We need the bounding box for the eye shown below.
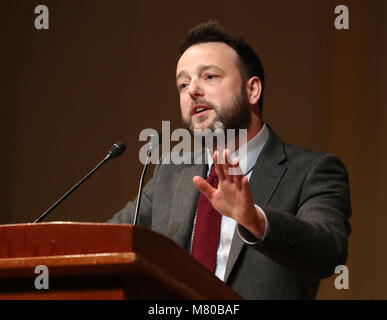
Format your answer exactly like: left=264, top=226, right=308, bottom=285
left=178, top=82, right=189, bottom=92
left=205, top=73, right=220, bottom=82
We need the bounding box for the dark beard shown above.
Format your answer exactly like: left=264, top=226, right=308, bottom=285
left=182, top=86, right=252, bottom=136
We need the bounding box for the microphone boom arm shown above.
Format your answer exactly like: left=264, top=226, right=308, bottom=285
left=33, top=142, right=125, bottom=223
left=33, top=155, right=111, bottom=223
left=133, top=147, right=152, bottom=226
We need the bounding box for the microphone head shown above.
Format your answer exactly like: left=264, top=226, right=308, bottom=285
left=108, top=142, right=126, bottom=158
left=147, top=131, right=162, bottom=147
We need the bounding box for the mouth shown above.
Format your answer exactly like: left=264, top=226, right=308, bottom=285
left=191, top=105, right=213, bottom=116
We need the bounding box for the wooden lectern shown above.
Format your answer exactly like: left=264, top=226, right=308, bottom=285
left=0, top=222, right=241, bottom=300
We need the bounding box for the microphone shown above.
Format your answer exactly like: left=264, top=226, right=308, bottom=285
left=133, top=132, right=161, bottom=226
left=33, top=142, right=126, bottom=223
left=108, top=142, right=126, bottom=159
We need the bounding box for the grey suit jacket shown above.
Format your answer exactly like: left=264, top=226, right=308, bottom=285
left=108, top=126, right=352, bottom=299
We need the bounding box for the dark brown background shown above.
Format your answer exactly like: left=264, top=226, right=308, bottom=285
left=1, top=0, right=386, bottom=299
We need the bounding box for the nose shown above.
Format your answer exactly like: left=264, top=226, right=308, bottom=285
left=188, top=78, right=204, bottom=99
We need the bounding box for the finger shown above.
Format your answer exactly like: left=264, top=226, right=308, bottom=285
left=225, top=149, right=243, bottom=182
left=230, top=157, right=242, bottom=190
left=228, top=156, right=243, bottom=177
left=193, top=176, right=216, bottom=200
left=213, top=151, right=226, bottom=181
left=241, top=176, right=252, bottom=199
left=223, top=149, right=233, bottom=183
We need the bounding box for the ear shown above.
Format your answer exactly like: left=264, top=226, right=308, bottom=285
left=245, top=76, right=262, bottom=105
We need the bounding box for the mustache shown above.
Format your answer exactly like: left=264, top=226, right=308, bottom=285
left=191, top=99, right=217, bottom=111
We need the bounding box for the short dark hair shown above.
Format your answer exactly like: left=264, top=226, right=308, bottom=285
left=178, top=21, right=265, bottom=112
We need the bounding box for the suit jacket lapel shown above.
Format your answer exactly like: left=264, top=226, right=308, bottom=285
left=224, top=127, right=287, bottom=283
left=166, top=163, right=206, bottom=251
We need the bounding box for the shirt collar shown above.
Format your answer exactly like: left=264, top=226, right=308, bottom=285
left=205, top=123, right=269, bottom=175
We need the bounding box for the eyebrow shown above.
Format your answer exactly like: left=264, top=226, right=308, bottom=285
left=176, top=64, right=223, bottom=83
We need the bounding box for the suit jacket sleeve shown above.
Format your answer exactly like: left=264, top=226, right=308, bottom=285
left=106, top=163, right=161, bottom=227
left=241, top=153, right=351, bottom=279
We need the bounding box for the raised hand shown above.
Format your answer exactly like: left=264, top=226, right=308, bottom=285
left=193, top=149, right=266, bottom=239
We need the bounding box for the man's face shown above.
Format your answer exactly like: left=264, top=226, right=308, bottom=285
left=176, top=42, right=251, bottom=134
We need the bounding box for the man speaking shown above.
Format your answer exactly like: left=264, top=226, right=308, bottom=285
left=108, top=21, right=352, bottom=300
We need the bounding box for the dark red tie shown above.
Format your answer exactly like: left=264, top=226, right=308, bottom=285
left=191, top=165, right=221, bottom=272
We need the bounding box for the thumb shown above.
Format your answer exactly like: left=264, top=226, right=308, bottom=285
left=193, top=176, right=216, bottom=200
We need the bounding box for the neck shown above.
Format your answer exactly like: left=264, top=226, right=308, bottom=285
left=246, top=112, right=264, bottom=143
left=206, top=115, right=263, bottom=153
left=228, top=113, right=263, bottom=151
